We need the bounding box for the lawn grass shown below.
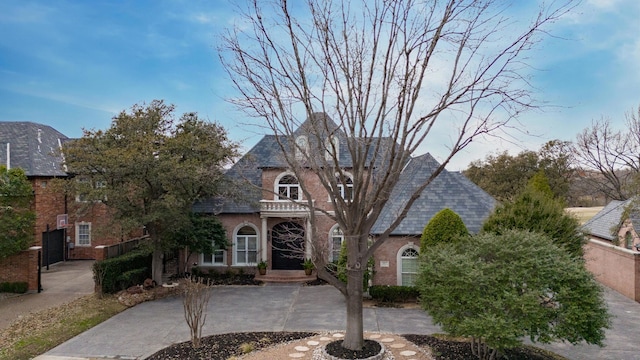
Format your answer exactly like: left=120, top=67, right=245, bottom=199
left=0, top=294, right=127, bottom=360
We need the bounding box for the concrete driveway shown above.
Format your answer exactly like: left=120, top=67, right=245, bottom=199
left=36, top=284, right=640, bottom=360
left=0, top=260, right=95, bottom=330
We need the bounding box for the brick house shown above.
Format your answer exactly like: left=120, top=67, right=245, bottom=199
left=191, top=114, right=496, bottom=286
left=582, top=200, right=640, bottom=301
left=0, top=122, right=130, bottom=290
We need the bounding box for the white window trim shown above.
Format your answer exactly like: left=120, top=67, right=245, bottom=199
left=232, top=223, right=260, bottom=266
left=200, top=249, right=227, bottom=266
left=325, top=136, right=339, bottom=162
left=295, top=135, right=309, bottom=160
left=274, top=172, right=302, bottom=201
left=328, top=171, right=354, bottom=202
left=75, top=222, right=92, bottom=247
left=396, top=242, right=419, bottom=286
left=328, top=224, right=344, bottom=262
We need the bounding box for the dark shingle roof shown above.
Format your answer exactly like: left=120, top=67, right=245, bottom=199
left=371, top=153, right=497, bottom=235
left=195, top=114, right=497, bottom=235
left=582, top=199, right=630, bottom=241
left=0, top=122, right=68, bottom=177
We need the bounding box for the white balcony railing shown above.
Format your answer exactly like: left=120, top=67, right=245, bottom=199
left=259, top=200, right=313, bottom=216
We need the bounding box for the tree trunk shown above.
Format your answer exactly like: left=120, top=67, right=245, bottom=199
left=152, top=238, right=163, bottom=285
left=342, top=267, right=364, bottom=350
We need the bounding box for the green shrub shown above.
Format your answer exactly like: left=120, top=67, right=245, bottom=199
left=93, top=248, right=152, bottom=294
left=0, top=281, right=28, bottom=293
left=369, top=285, right=419, bottom=303
left=117, top=268, right=150, bottom=290
left=420, top=208, right=468, bottom=253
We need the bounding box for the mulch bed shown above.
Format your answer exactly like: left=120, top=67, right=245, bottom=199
left=146, top=332, right=565, bottom=360
left=146, top=332, right=316, bottom=360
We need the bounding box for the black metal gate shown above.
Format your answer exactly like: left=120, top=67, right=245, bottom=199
left=42, top=228, right=64, bottom=267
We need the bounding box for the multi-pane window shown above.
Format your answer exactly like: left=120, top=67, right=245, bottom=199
left=400, top=247, right=419, bottom=286
left=76, top=222, right=91, bottom=246
left=203, top=249, right=226, bottom=266
left=330, top=226, right=344, bottom=262
left=278, top=174, right=300, bottom=200
left=235, top=226, right=258, bottom=265
left=337, top=176, right=354, bottom=201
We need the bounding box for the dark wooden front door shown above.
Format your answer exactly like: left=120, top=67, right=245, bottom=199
left=271, top=222, right=304, bottom=270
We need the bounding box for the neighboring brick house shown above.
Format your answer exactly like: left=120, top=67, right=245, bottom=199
left=0, top=122, right=129, bottom=290
left=582, top=200, right=640, bottom=302
left=191, top=114, right=496, bottom=286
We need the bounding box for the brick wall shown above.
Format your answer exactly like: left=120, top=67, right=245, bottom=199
left=31, top=177, right=66, bottom=247
left=372, top=236, right=419, bottom=286
left=0, top=246, right=42, bottom=291
left=585, top=238, right=640, bottom=302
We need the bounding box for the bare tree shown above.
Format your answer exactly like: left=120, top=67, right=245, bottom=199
left=573, top=106, right=640, bottom=201
left=183, top=278, right=212, bottom=349
left=220, top=0, right=575, bottom=351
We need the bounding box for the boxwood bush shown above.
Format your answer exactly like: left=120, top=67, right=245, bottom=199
left=0, top=281, right=28, bottom=294
left=369, top=285, right=419, bottom=303
left=93, top=248, right=152, bottom=294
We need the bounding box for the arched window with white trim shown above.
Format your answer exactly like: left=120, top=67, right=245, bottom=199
left=397, top=244, right=419, bottom=286
left=295, top=136, right=309, bottom=160
left=325, top=136, right=339, bottom=161
left=329, top=225, right=344, bottom=262
left=276, top=173, right=301, bottom=200
left=234, top=224, right=259, bottom=265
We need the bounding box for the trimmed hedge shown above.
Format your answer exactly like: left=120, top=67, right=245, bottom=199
left=93, top=248, right=152, bottom=294
left=0, top=281, right=28, bottom=294
left=369, top=285, right=419, bottom=303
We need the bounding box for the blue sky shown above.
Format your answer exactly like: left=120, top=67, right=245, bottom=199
left=1, top=0, right=639, bottom=170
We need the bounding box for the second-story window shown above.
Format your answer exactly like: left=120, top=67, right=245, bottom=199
left=278, top=174, right=300, bottom=200
left=337, top=176, right=354, bottom=201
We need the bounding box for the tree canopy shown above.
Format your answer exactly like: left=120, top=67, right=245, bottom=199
left=464, top=140, right=574, bottom=203
left=420, top=208, right=468, bottom=253
left=417, top=230, right=610, bottom=360
left=0, top=166, right=36, bottom=259
left=62, top=100, right=239, bottom=283
left=481, top=173, right=584, bottom=257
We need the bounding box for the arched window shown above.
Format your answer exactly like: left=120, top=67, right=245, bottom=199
left=329, top=225, right=344, bottom=262
left=325, top=136, right=339, bottom=161
left=625, top=231, right=634, bottom=249
left=234, top=225, right=258, bottom=265
left=397, top=245, right=419, bottom=286
left=295, top=136, right=309, bottom=160
left=277, top=174, right=300, bottom=200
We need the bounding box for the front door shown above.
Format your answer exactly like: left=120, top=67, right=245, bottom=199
left=271, top=222, right=304, bottom=270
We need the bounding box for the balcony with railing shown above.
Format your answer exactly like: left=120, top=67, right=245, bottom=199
left=259, top=200, right=313, bottom=217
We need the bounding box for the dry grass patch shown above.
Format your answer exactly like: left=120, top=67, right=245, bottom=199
left=0, top=294, right=126, bottom=360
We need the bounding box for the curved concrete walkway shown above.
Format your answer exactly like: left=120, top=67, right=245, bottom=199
left=35, top=284, right=640, bottom=360
left=0, top=260, right=95, bottom=330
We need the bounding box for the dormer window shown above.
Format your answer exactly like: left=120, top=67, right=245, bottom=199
left=325, top=136, right=339, bottom=162
left=277, top=174, right=300, bottom=200
left=295, top=136, right=309, bottom=160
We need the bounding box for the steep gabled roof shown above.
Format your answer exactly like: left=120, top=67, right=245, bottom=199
left=582, top=199, right=631, bottom=241
left=371, top=153, right=497, bottom=235
left=0, top=121, right=68, bottom=177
